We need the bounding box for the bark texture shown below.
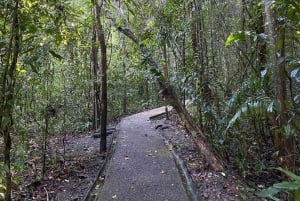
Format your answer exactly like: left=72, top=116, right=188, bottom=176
left=265, top=3, right=295, bottom=170
left=91, top=24, right=101, bottom=129
left=94, top=0, right=108, bottom=153
left=0, top=1, right=20, bottom=200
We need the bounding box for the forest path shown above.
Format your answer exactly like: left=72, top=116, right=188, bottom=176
left=96, top=107, right=189, bottom=201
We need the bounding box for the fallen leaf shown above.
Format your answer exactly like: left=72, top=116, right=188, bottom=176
left=168, top=144, right=173, bottom=151
left=99, top=175, right=105, bottom=182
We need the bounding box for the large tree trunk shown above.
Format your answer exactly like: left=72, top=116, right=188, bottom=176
left=114, top=23, right=225, bottom=171
left=265, top=3, right=295, bottom=170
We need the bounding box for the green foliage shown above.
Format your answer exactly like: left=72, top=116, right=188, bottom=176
left=226, top=31, right=248, bottom=47
left=226, top=31, right=269, bottom=47
left=49, top=50, right=63, bottom=60
left=257, top=168, right=300, bottom=201
left=0, top=184, right=5, bottom=200
left=0, top=163, right=7, bottom=200
left=0, top=0, right=299, bottom=199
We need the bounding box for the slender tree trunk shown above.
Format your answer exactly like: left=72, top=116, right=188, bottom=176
left=182, top=33, right=187, bottom=106
left=92, top=24, right=101, bottom=129
left=95, top=0, right=108, bottom=153
left=42, top=109, right=49, bottom=179
left=191, top=0, right=210, bottom=127
left=162, top=42, right=169, bottom=81
left=0, top=1, right=20, bottom=200
left=256, top=4, right=267, bottom=69
left=122, top=62, right=127, bottom=114
left=162, top=41, right=169, bottom=119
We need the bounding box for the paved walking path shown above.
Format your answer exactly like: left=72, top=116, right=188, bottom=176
left=97, top=107, right=189, bottom=201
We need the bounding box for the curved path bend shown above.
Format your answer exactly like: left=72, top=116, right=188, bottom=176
left=97, top=107, right=189, bottom=201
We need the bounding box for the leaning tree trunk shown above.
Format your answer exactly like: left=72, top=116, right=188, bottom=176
left=0, top=1, right=20, bottom=200
left=113, top=21, right=224, bottom=171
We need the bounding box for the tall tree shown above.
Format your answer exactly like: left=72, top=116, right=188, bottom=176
left=93, top=0, right=108, bottom=153
left=0, top=1, right=20, bottom=200
left=92, top=23, right=101, bottom=129
left=265, top=1, right=295, bottom=170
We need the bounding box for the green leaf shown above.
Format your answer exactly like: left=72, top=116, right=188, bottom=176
left=225, top=31, right=246, bottom=47
left=294, top=190, right=300, bottom=200
left=27, top=24, right=38, bottom=34
left=284, top=125, right=295, bottom=137
left=274, top=181, right=300, bottom=191
left=291, top=68, right=300, bottom=78
left=260, top=69, right=267, bottom=78
left=0, top=40, right=6, bottom=49
left=0, top=184, right=6, bottom=191
left=294, top=95, right=300, bottom=103
left=1, top=114, right=11, bottom=129
left=258, top=33, right=268, bottom=41
left=0, top=193, right=4, bottom=199
left=256, top=186, right=280, bottom=201
left=149, top=68, right=161, bottom=76
left=226, top=110, right=241, bottom=130
left=276, top=167, right=300, bottom=181
left=30, top=64, right=39, bottom=74
left=49, top=50, right=63, bottom=60
left=267, top=101, right=275, bottom=112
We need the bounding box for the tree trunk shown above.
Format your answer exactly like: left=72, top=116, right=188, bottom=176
left=94, top=0, right=108, bottom=154
left=162, top=42, right=169, bottom=81
left=161, top=41, right=169, bottom=119
left=122, top=62, right=127, bottom=114
left=265, top=3, right=295, bottom=170
left=256, top=4, right=267, bottom=69
left=0, top=1, right=20, bottom=200
left=91, top=24, right=101, bottom=129
left=114, top=23, right=225, bottom=171
left=191, top=0, right=211, bottom=129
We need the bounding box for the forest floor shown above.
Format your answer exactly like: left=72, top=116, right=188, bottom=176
left=13, top=107, right=268, bottom=201
left=152, top=111, right=268, bottom=201
left=12, top=126, right=117, bottom=201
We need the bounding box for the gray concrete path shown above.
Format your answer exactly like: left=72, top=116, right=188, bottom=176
left=97, top=107, right=189, bottom=201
